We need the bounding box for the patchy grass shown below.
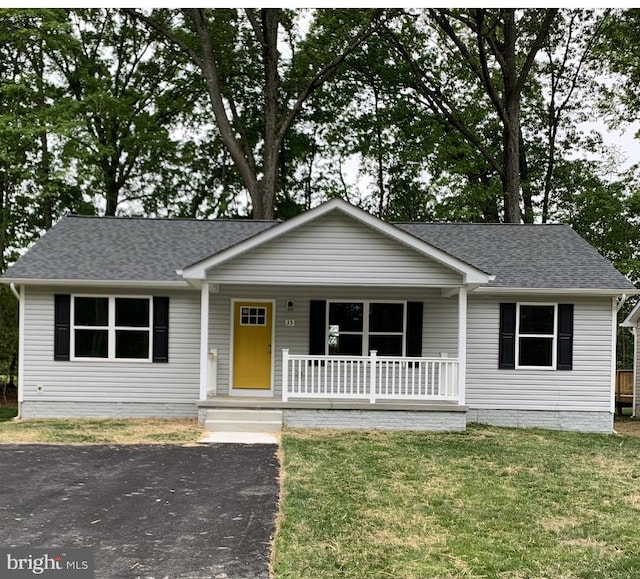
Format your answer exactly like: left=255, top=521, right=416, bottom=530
left=0, top=406, right=18, bottom=422
left=274, top=426, right=640, bottom=579
left=0, top=417, right=203, bottom=444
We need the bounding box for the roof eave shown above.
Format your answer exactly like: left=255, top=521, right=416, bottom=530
left=0, top=278, right=192, bottom=290
left=475, top=286, right=640, bottom=296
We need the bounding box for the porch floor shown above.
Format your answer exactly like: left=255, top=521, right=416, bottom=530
left=198, top=396, right=467, bottom=413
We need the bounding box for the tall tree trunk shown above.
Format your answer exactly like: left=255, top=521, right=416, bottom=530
left=500, top=10, right=522, bottom=223
left=519, top=129, right=534, bottom=223
left=33, top=39, right=53, bottom=229
left=257, top=8, right=281, bottom=220
left=103, top=159, right=119, bottom=216
left=0, top=174, right=6, bottom=274
left=372, top=83, right=385, bottom=218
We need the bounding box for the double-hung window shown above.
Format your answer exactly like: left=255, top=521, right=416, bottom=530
left=327, top=301, right=406, bottom=356
left=516, top=304, right=556, bottom=368
left=72, top=296, right=152, bottom=360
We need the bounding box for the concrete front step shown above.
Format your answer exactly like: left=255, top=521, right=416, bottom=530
left=205, top=409, right=283, bottom=422
left=204, top=409, right=283, bottom=433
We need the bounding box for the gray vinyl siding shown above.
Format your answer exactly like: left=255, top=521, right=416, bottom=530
left=466, top=294, right=614, bottom=412
left=207, top=212, right=463, bottom=287
left=22, top=286, right=201, bottom=405
left=209, top=285, right=459, bottom=397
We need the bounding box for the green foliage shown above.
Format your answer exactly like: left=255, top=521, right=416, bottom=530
left=0, top=286, right=18, bottom=388
left=598, top=9, right=640, bottom=123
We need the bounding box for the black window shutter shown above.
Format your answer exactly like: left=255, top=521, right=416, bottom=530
left=406, top=302, right=424, bottom=357
left=499, top=303, right=516, bottom=369
left=152, top=297, right=170, bottom=363
left=309, top=300, right=326, bottom=355
left=557, top=304, right=574, bottom=371
left=54, top=294, right=71, bottom=361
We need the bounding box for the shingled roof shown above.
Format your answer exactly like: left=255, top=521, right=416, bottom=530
left=2, top=211, right=635, bottom=290
left=395, top=222, right=634, bottom=290
left=3, top=216, right=278, bottom=282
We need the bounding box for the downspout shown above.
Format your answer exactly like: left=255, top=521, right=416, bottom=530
left=9, top=283, right=22, bottom=419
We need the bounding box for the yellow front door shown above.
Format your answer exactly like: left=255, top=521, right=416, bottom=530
left=232, top=301, right=273, bottom=389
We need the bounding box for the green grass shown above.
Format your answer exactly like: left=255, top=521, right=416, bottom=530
left=0, top=417, right=203, bottom=443
left=274, top=426, right=640, bottom=578
left=0, top=406, right=17, bottom=422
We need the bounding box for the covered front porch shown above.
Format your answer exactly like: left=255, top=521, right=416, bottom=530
left=281, top=351, right=461, bottom=403
left=179, top=200, right=494, bottom=429
left=195, top=284, right=470, bottom=408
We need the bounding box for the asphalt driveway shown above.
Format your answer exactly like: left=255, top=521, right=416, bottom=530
left=0, top=444, right=279, bottom=578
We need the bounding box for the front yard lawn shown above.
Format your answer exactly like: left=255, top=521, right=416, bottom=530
left=0, top=417, right=203, bottom=443
left=274, top=425, right=640, bottom=578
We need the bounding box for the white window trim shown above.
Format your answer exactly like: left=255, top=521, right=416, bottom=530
left=70, top=294, right=153, bottom=362
left=325, top=300, right=407, bottom=356
left=515, top=302, right=557, bottom=370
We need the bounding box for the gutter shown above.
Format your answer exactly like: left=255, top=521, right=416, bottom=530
left=8, top=284, right=21, bottom=420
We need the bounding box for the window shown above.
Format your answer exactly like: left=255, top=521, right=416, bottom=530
left=499, top=302, right=573, bottom=371
left=327, top=301, right=405, bottom=356
left=516, top=304, right=556, bottom=368
left=240, top=306, right=267, bottom=326
left=72, top=296, right=152, bottom=360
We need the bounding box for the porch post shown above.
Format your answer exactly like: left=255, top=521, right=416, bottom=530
left=282, top=349, right=289, bottom=402
left=199, top=282, right=210, bottom=402
left=369, top=350, right=377, bottom=403
left=17, top=285, right=25, bottom=415
left=457, top=287, right=467, bottom=405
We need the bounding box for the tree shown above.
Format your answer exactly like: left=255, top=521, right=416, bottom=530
left=534, top=9, right=611, bottom=222
left=382, top=8, right=558, bottom=222
left=47, top=9, right=191, bottom=216
left=124, top=8, right=387, bottom=219
left=598, top=9, right=640, bottom=125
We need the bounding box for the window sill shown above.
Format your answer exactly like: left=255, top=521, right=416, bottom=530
left=68, top=357, right=153, bottom=363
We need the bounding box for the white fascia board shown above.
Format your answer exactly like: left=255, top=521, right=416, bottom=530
left=622, top=299, right=640, bottom=327
left=181, top=198, right=493, bottom=284
left=0, top=278, right=192, bottom=290
left=475, top=286, right=640, bottom=297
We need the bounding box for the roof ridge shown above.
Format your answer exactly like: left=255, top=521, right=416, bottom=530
left=63, top=214, right=280, bottom=224
left=393, top=221, right=570, bottom=226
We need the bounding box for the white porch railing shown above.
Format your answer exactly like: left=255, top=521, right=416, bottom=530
left=282, top=350, right=460, bottom=403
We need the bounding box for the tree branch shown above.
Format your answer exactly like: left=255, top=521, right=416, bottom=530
left=122, top=8, right=202, bottom=66
left=245, top=8, right=264, bottom=46
left=276, top=9, right=386, bottom=143
left=387, top=30, right=504, bottom=177
left=182, top=8, right=258, bottom=190
left=516, top=8, right=559, bottom=94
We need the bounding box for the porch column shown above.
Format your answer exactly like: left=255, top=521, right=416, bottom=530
left=199, top=282, right=210, bottom=402
left=457, top=287, right=467, bottom=405
left=18, top=285, right=25, bottom=413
